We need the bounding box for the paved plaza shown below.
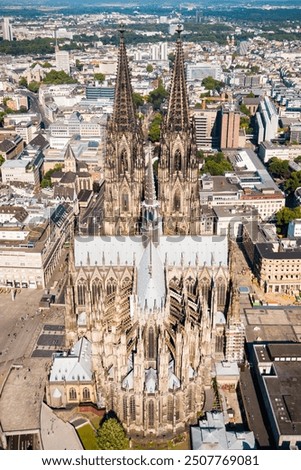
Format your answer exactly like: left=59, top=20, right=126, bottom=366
left=0, top=288, right=66, bottom=449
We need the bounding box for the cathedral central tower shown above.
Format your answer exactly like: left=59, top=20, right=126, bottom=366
left=158, top=26, right=200, bottom=235
left=103, top=27, right=145, bottom=235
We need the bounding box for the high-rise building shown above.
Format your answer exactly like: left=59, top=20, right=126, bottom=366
left=193, top=109, right=219, bottom=150
left=256, top=96, right=278, bottom=144
left=2, top=17, right=13, bottom=41
left=50, top=28, right=241, bottom=438
left=150, top=42, right=168, bottom=61
left=55, top=49, right=70, bottom=75
left=219, top=103, right=240, bottom=149
left=186, top=63, right=222, bottom=82
left=160, top=42, right=168, bottom=61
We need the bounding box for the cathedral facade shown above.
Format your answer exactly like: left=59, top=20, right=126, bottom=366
left=60, top=28, right=240, bottom=437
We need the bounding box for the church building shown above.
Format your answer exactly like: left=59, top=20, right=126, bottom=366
left=47, top=27, right=243, bottom=437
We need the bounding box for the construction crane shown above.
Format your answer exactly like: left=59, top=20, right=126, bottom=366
left=201, top=91, right=232, bottom=109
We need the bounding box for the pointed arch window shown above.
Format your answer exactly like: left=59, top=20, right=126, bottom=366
left=122, top=192, right=129, bottom=212
left=92, top=279, right=101, bottom=306
left=148, top=327, right=156, bottom=360
left=148, top=400, right=155, bottom=427
left=83, top=387, right=90, bottom=401
left=69, top=388, right=77, bottom=401
left=106, top=278, right=117, bottom=296
left=167, top=396, right=173, bottom=423
left=176, top=396, right=181, bottom=420
left=123, top=396, right=128, bottom=421
left=201, top=281, right=210, bottom=303
left=120, top=149, right=128, bottom=173
left=186, top=276, right=195, bottom=295
left=188, top=387, right=193, bottom=412
left=174, top=149, right=182, bottom=172
left=217, top=282, right=226, bottom=306
left=173, top=190, right=181, bottom=212
left=130, top=395, right=136, bottom=421
left=77, top=279, right=86, bottom=306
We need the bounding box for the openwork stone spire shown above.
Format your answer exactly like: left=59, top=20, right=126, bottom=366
left=166, top=25, right=189, bottom=132
left=112, top=27, right=137, bottom=133
left=144, top=144, right=157, bottom=207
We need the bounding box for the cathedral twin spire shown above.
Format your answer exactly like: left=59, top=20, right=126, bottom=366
left=166, top=25, right=190, bottom=132
left=111, top=26, right=137, bottom=133
left=104, top=25, right=199, bottom=235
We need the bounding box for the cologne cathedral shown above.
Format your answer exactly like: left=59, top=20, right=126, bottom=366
left=63, top=27, right=241, bottom=437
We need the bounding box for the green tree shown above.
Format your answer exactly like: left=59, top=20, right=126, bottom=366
left=267, top=158, right=290, bottom=179
left=240, top=116, right=250, bottom=129
left=19, top=77, right=28, bottom=88
left=201, top=76, right=224, bottom=93
left=294, top=155, right=301, bottom=164
left=284, top=171, right=301, bottom=194
left=3, top=97, right=11, bottom=107
left=201, top=152, right=232, bottom=175
left=132, top=92, right=144, bottom=108
left=146, top=64, right=154, bottom=73
left=0, top=112, right=6, bottom=125
left=0, top=154, right=5, bottom=166
left=75, top=59, right=84, bottom=71
left=41, top=164, right=63, bottom=188
left=197, top=149, right=205, bottom=159
left=43, top=70, right=77, bottom=85
left=27, top=81, right=40, bottom=93
left=147, top=81, right=168, bottom=111
left=43, top=61, right=52, bottom=68
left=148, top=113, right=163, bottom=142
left=94, top=73, right=105, bottom=84
left=239, top=103, right=251, bottom=116
left=97, top=418, right=129, bottom=450
left=276, top=207, right=301, bottom=235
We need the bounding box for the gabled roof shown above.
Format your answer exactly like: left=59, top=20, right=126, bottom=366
left=49, top=337, right=93, bottom=383
left=29, top=133, right=49, bottom=150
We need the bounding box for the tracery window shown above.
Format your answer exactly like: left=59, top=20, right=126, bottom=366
left=92, top=279, right=101, bottom=306
left=148, top=327, right=156, bottom=360
left=174, top=149, right=181, bottom=171
left=69, top=388, right=77, bottom=400
left=130, top=395, right=136, bottom=421
left=83, top=387, right=90, bottom=400
left=77, top=279, right=86, bottom=306
left=148, top=400, right=155, bottom=427
left=167, top=396, right=173, bottom=423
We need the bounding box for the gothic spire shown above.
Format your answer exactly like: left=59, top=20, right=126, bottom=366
left=166, top=25, right=189, bottom=132
left=112, top=26, right=137, bottom=133
left=144, top=143, right=157, bottom=206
